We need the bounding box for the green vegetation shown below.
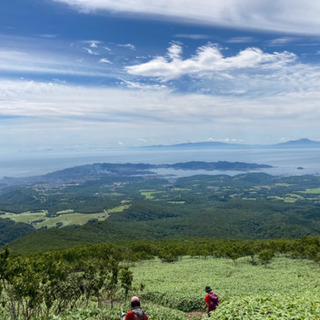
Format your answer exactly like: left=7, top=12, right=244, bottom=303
left=1, top=204, right=130, bottom=230
left=107, top=204, right=131, bottom=213
left=0, top=218, right=34, bottom=247
left=133, top=256, right=320, bottom=319
left=1, top=210, right=47, bottom=224
left=0, top=245, right=133, bottom=320
left=1, top=165, right=320, bottom=318
left=140, top=190, right=165, bottom=199
left=1, top=237, right=320, bottom=319
left=0, top=172, right=318, bottom=251
left=304, top=187, right=320, bottom=194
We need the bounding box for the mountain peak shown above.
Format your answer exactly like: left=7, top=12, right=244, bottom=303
left=277, top=138, right=320, bottom=146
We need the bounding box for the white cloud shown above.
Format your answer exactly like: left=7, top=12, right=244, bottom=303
left=0, top=80, right=320, bottom=150
left=90, top=41, right=99, bottom=48
left=268, top=37, right=298, bottom=46
left=52, top=0, right=320, bottom=35
left=175, top=34, right=211, bottom=40
left=125, top=44, right=296, bottom=81
left=1, top=79, right=319, bottom=136
left=83, top=47, right=100, bottom=55
left=208, top=137, right=241, bottom=143
left=227, top=37, right=255, bottom=44
left=39, top=34, right=59, bottom=38
left=122, top=80, right=166, bottom=90
left=99, top=58, right=111, bottom=64
left=167, top=43, right=182, bottom=60
left=0, top=47, right=112, bottom=78
left=117, top=43, right=136, bottom=50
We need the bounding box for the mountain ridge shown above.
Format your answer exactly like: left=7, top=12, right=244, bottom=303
left=142, top=138, right=320, bottom=149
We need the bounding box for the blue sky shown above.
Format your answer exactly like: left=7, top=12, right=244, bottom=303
left=1, top=0, right=320, bottom=155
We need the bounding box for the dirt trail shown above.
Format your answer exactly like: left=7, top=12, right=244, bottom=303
left=186, top=311, right=204, bottom=319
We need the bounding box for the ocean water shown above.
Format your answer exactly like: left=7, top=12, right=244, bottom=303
left=0, top=148, right=319, bottom=179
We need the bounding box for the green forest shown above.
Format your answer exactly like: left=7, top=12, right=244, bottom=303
left=1, top=172, right=319, bottom=251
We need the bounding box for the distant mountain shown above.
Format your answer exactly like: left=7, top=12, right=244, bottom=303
left=143, top=138, right=320, bottom=150
left=274, top=138, right=320, bottom=148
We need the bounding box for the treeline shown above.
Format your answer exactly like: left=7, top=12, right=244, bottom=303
left=0, top=245, right=134, bottom=320
left=8, top=236, right=320, bottom=265
left=119, top=236, right=320, bottom=264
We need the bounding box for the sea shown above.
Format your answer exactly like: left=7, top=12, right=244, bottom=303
left=0, top=148, right=319, bottom=179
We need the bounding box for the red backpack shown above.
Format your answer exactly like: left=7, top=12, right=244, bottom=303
left=208, top=292, right=219, bottom=310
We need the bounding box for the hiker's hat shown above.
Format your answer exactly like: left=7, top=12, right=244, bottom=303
left=205, top=286, right=212, bottom=292
left=130, top=296, right=140, bottom=303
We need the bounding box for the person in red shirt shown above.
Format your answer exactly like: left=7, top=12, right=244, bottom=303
left=124, top=296, right=148, bottom=320
left=203, top=286, right=219, bottom=317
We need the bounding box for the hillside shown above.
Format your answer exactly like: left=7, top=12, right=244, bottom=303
left=5, top=172, right=320, bottom=253
left=0, top=160, right=272, bottom=189
left=0, top=218, right=35, bottom=246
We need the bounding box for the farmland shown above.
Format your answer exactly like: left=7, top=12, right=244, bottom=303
left=0, top=205, right=129, bottom=229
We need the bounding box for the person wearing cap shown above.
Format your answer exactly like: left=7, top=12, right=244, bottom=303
left=125, top=296, right=148, bottom=320
left=202, top=285, right=219, bottom=317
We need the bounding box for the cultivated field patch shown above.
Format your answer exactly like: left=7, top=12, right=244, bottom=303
left=1, top=205, right=130, bottom=229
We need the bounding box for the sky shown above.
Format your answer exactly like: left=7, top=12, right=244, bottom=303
left=1, top=0, right=320, bottom=156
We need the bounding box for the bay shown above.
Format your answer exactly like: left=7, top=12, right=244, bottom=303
left=0, top=148, right=319, bottom=179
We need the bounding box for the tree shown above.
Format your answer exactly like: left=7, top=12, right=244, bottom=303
left=120, top=266, right=133, bottom=301
left=258, top=249, right=274, bottom=266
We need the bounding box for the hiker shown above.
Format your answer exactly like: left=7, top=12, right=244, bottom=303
left=124, top=296, right=148, bottom=320
left=202, top=285, right=219, bottom=317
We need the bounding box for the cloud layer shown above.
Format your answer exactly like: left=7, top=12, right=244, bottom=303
left=126, top=44, right=296, bottom=81
left=53, top=0, right=320, bottom=35
left=1, top=78, right=320, bottom=150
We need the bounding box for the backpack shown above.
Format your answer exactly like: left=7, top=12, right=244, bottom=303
left=132, top=308, right=147, bottom=319
left=208, top=292, right=219, bottom=310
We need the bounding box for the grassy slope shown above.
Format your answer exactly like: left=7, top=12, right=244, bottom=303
left=2, top=205, right=130, bottom=229
left=131, top=256, right=320, bottom=319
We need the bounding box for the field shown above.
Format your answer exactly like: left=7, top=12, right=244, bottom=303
left=131, top=256, right=320, bottom=319
left=0, top=205, right=129, bottom=229
left=304, top=187, right=320, bottom=194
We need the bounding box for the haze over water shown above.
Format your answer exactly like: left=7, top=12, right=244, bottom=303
left=0, top=148, right=319, bottom=179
